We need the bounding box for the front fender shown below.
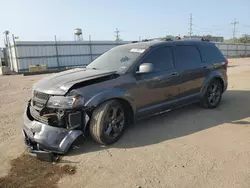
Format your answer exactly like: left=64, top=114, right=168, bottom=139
left=200, top=71, right=226, bottom=97
left=84, top=89, right=137, bottom=113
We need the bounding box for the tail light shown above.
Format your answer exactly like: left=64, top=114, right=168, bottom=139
left=225, top=59, right=228, bottom=66
left=223, top=59, right=228, bottom=69
left=225, top=59, right=228, bottom=71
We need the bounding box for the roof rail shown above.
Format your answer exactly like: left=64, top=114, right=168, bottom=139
left=201, top=37, right=210, bottom=42
left=165, top=38, right=174, bottom=41
left=132, top=37, right=210, bottom=44
left=164, top=36, right=182, bottom=41
left=181, top=37, right=210, bottom=42
left=131, top=38, right=160, bottom=43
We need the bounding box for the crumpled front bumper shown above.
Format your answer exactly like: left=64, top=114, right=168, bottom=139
left=22, top=105, right=83, bottom=155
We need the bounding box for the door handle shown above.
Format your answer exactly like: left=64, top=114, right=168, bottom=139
left=171, top=72, right=179, bottom=76
left=203, top=66, right=208, bottom=69
left=153, top=77, right=161, bottom=80
left=213, top=63, right=221, bottom=68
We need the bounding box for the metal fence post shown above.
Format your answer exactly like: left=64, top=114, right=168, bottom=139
left=7, top=37, right=14, bottom=71
left=89, top=35, right=93, bottom=62
left=245, top=44, right=247, bottom=57
left=226, top=44, right=229, bottom=58
left=54, top=35, right=60, bottom=69
left=12, top=34, right=19, bottom=72
left=236, top=44, right=239, bottom=58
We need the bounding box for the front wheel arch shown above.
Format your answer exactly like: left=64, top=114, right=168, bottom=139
left=85, top=97, right=135, bottom=136
left=90, top=98, right=135, bottom=125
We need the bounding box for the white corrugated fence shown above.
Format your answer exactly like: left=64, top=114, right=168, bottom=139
left=8, top=41, right=129, bottom=72
left=6, top=40, right=250, bottom=72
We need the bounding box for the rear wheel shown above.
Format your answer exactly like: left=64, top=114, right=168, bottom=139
left=90, top=100, right=127, bottom=145
left=201, top=80, right=222, bottom=108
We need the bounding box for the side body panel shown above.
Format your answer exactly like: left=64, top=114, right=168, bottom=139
left=173, top=42, right=228, bottom=106
left=174, top=43, right=210, bottom=105
left=134, top=70, right=181, bottom=118
left=75, top=74, right=138, bottom=113
left=199, top=42, right=228, bottom=97
left=129, top=45, right=181, bottom=118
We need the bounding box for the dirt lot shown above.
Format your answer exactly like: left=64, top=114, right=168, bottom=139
left=0, top=58, right=250, bottom=188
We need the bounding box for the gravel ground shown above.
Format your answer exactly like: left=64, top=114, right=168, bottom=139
left=0, top=58, right=250, bottom=188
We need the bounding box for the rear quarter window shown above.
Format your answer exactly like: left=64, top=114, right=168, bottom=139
left=199, top=44, right=225, bottom=63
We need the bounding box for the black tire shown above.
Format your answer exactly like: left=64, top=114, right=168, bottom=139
left=201, top=79, right=222, bottom=109
left=90, top=100, right=127, bottom=145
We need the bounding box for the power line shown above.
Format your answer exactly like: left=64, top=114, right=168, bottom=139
left=114, top=28, right=121, bottom=42
left=231, top=18, right=239, bottom=43
left=188, top=13, right=193, bottom=39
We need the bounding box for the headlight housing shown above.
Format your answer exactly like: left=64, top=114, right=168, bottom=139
left=47, top=95, right=84, bottom=109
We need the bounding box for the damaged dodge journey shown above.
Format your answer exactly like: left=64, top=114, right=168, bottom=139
left=22, top=39, right=228, bottom=159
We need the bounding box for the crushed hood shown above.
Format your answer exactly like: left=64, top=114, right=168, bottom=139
left=33, top=68, right=117, bottom=95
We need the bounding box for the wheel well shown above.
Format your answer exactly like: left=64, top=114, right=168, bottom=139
left=214, top=77, right=224, bottom=91
left=201, top=77, right=225, bottom=97
left=114, top=98, right=135, bottom=125
left=87, top=98, right=135, bottom=125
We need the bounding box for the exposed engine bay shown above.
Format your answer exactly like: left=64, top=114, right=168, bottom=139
left=23, top=96, right=91, bottom=161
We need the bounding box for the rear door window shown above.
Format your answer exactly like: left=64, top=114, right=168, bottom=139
left=199, top=44, right=225, bottom=63
left=143, top=46, right=175, bottom=71
left=175, top=45, right=202, bottom=69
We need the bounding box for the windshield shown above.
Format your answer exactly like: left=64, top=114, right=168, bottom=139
left=86, top=45, right=146, bottom=72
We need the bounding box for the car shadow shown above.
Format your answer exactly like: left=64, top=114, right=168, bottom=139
left=68, top=90, right=250, bottom=156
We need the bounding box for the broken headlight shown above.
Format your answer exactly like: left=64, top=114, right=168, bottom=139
left=47, top=95, right=84, bottom=109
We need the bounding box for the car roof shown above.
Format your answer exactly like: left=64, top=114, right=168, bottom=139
left=118, top=39, right=214, bottom=50
left=116, top=40, right=162, bottom=49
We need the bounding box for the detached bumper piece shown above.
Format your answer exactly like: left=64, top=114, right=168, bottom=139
left=23, top=130, right=59, bottom=162
left=29, top=149, right=57, bottom=162
left=22, top=105, right=84, bottom=161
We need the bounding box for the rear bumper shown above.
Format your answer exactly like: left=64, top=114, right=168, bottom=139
left=22, top=105, right=83, bottom=154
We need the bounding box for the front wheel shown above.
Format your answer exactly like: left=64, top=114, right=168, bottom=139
left=201, top=80, right=222, bottom=108
left=90, top=100, right=127, bottom=145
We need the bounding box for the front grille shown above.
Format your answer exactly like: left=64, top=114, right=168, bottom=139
left=29, top=105, right=61, bottom=126
left=33, top=91, right=50, bottom=101
left=29, top=105, right=49, bottom=124
left=32, top=90, right=50, bottom=111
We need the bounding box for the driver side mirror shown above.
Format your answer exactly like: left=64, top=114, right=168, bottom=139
left=136, top=63, right=154, bottom=74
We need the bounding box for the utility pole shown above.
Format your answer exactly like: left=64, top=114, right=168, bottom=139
left=231, top=18, right=239, bottom=43
left=188, top=13, right=193, bottom=39
left=114, top=28, right=121, bottom=42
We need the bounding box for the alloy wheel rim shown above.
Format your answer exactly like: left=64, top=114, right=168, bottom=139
left=104, top=106, right=125, bottom=139
left=208, top=83, right=221, bottom=106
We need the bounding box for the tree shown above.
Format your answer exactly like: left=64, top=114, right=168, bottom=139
left=238, top=34, right=250, bottom=43
left=224, top=34, right=250, bottom=44
left=115, top=37, right=122, bottom=42
left=165, top=35, right=175, bottom=38
left=224, top=38, right=235, bottom=43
